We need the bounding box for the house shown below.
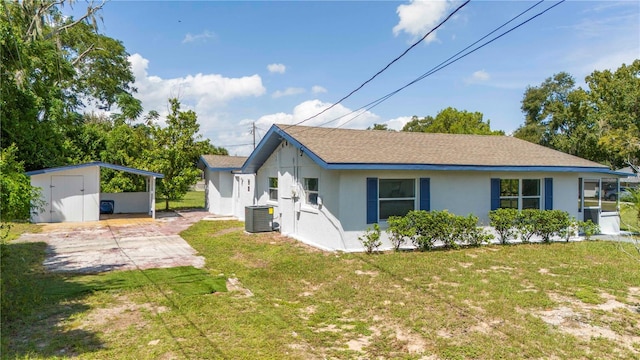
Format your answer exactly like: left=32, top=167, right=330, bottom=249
left=198, top=155, right=254, bottom=221
left=240, top=124, right=626, bottom=252
left=27, top=162, right=163, bottom=223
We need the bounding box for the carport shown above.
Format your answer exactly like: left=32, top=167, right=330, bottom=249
left=27, top=162, right=164, bottom=223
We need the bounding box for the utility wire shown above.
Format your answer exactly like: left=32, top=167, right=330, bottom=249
left=282, top=0, right=471, bottom=130
left=217, top=0, right=564, bottom=148
left=317, top=0, right=563, bottom=132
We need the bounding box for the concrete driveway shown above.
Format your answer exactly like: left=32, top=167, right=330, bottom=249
left=15, top=211, right=210, bottom=274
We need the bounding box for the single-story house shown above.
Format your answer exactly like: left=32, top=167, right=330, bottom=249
left=239, top=124, right=626, bottom=252
left=198, top=155, right=254, bottom=221
left=27, top=162, right=163, bottom=223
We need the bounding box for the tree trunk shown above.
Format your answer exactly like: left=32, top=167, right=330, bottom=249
left=165, top=198, right=169, bottom=211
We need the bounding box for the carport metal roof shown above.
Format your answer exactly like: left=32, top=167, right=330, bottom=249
left=26, top=162, right=164, bottom=178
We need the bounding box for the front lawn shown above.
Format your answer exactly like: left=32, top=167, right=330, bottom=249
left=2, top=220, right=639, bottom=359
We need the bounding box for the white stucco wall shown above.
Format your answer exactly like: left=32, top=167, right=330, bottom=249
left=30, top=166, right=100, bottom=223
left=252, top=141, right=621, bottom=251
left=233, top=174, right=255, bottom=221
left=255, top=142, right=344, bottom=250
left=205, top=168, right=255, bottom=219
left=100, top=192, right=149, bottom=213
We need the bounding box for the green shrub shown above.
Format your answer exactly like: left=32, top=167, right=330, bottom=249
left=515, top=209, right=538, bottom=244
left=535, top=210, right=571, bottom=243
left=489, top=208, right=518, bottom=244
left=386, top=216, right=415, bottom=251
left=406, top=210, right=489, bottom=251
left=578, top=220, right=600, bottom=240
left=407, top=210, right=437, bottom=251
left=455, top=214, right=493, bottom=247
left=359, top=223, right=381, bottom=254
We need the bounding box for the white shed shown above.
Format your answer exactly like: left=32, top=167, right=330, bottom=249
left=26, top=162, right=163, bottom=223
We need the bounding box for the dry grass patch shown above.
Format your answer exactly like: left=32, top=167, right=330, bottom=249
left=4, top=221, right=640, bottom=359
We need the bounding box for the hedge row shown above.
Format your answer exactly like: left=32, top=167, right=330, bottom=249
left=359, top=209, right=601, bottom=253
left=489, top=208, right=599, bottom=244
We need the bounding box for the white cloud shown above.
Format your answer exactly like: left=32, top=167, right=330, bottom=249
left=465, top=70, right=490, bottom=84
left=126, top=52, right=266, bottom=143
left=384, top=116, right=413, bottom=131
left=182, top=30, right=216, bottom=44
left=272, top=87, right=305, bottom=98
left=267, top=63, right=286, bottom=74
left=393, top=0, right=452, bottom=43
left=220, top=100, right=381, bottom=156
left=311, top=85, right=327, bottom=94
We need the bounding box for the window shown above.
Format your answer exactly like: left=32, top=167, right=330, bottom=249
left=303, top=178, right=319, bottom=205
left=499, top=179, right=540, bottom=210
left=268, top=177, right=278, bottom=201
left=379, top=179, right=415, bottom=220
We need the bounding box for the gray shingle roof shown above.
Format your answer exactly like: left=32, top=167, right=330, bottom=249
left=278, top=124, right=607, bottom=168
left=200, top=155, right=247, bottom=169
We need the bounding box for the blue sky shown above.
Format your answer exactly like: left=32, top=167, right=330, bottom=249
left=66, top=1, right=639, bottom=156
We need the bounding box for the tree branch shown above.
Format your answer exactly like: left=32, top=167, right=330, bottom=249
left=71, top=43, right=95, bottom=66
left=51, top=1, right=105, bottom=35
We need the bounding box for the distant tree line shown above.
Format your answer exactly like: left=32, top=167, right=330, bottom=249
left=371, top=60, right=640, bottom=171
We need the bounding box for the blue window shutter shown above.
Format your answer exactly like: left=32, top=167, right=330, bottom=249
left=544, top=178, right=553, bottom=210
left=419, top=178, right=430, bottom=211
left=491, top=178, right=500, bottom=210
left=366, top=178, right=378, bottom=224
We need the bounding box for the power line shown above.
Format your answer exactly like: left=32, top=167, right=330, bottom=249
left=283, top=0, right=471, bottom=129
left=215, top=0, right=565, bottom=149
left=318, top=0, right=564, bottom=132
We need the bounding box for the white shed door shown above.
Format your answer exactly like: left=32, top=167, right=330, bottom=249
left=51, top=175, right=84, bottom=222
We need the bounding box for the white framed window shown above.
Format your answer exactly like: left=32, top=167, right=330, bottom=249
left=379, top=179, right=415, bottom=220
left=303, top=178, right=319, bottom=205
left=499, top=179, right=540, bottom=210
left=268, top=177, right=278, bottom=201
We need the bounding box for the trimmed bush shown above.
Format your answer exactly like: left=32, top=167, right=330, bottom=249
left=489, top=208, right=518, bottom=244
left=516, top=209, right=538, bottom=244
left=386, top=215, right=415, bottom=251
left=404, top=210, right=490, bottom=251
left=534, top=209, right=571, bottom=243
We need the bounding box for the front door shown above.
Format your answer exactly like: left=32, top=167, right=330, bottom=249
left=51, top=175, right=84, bottom=222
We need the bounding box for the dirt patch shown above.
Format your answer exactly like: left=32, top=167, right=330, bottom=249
left=226, top=277, right=253, bottom=297
left=535, top=290, right=640, bottom=354
left=354, top=270, right=378, bottom=277
left=77, top=295, right=168, bottom=334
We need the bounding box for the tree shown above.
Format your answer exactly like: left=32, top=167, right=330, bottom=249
left=513, top=60, right=640, bottom=168
left=148, top=99, right=220, bottom=210
left=513, top=72, right=606, bottom=163
left=367, top=123, right=391, bottom=131
left=589, top=60, right=640, bottom=168
left=0, top=145, right=43, bottom=222
left=401, top=107, right=504, bottom=135
left=0, top=0, right=137, bottom=171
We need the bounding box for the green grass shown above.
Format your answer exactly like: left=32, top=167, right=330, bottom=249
left=155, top=191, right=205, bottom=211
left=620, top=204, right=640, bottom=232
left=1, top=221, right=42, bottom=242
left=3, top=220, right=640, bottom=359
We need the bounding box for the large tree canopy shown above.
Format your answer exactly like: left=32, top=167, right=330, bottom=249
left=402, top=107, right=504, bottom=135
left=1, top=1, right=228, bottom=217
left=0, top=0, right=138, bottom=171
left=514, top=60, right=640, bottom=168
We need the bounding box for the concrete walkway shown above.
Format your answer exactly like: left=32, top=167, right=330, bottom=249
left=15, top=210, right=210, bottom=274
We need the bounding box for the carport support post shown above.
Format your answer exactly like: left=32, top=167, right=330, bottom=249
left=149, top=176, right=156, bottom=219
